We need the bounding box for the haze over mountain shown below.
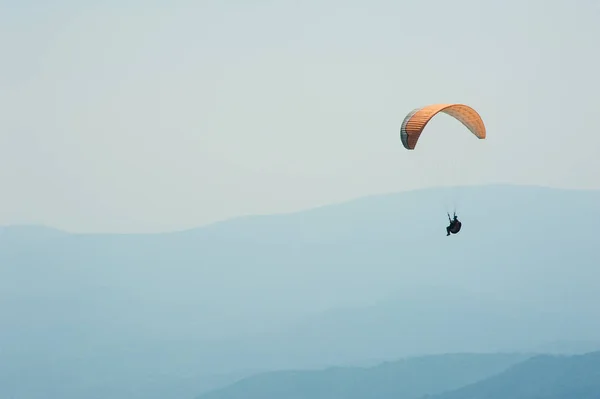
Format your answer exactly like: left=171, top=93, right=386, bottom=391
left=428, top=351, right=600, bottom=399
left=2, top=184, right=600, bottom=398
left=196, top=353, right=530, bottom=399
left=195, top=351, right=600, bottom=399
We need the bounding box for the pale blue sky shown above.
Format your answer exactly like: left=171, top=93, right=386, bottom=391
left=2, top=0, right=599, bottom=232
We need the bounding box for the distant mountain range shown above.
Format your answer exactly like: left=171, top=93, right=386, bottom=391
left=196, top=353, right=530, bottom=399
left=429, top=351, right=600, bottom=399
left=2, top=184, right=600, bottom=399
left=196, top=351, right=600, bottom=399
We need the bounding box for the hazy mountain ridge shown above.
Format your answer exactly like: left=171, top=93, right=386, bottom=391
left=2, top=184, right=600, bottom=399
left=196, top=353, right=531, bottom=399
left=194, top=351, right=600, bottom=399
left=426, top=351, right=600, bottom=399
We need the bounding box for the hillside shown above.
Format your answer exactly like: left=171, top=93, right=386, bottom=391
left=428, top=351, right=600, bottom=399
left=2, top=184, right=600, bottom=399
left=196, top=351, right=600, bottom=399
left=196, top=353, right=530, bottom=399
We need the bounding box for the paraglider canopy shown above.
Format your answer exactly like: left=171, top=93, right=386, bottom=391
left=400, top=103, right=486, bottom=150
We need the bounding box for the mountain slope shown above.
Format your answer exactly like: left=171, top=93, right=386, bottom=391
left=2, top=184, right=600, bottom=399
left=196, top=353, right=530, bottom=399
left=428, top=351, right=600, bottom=399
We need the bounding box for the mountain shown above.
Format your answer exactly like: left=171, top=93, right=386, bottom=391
left=530, top=340, right=600, bottom=355
left=195, top=351, right=600, bottom=399
left=428, top=351, right=600, bottom=399
left=227, top=286, right=596, bottom=368
left=196, top=353, right=531, bottom=399
left=2, top=184, right=600, bottom=398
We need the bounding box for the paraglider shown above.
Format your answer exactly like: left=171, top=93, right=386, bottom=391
left=399, top=103, right=486, bottom=236
left=446, top=212, right=461, bottom=236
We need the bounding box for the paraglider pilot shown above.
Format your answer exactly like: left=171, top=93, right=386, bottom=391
left=446, top=212, right=462, bottom=236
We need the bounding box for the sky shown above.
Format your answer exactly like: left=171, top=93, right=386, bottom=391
left=1, top=0, right=599, bottom=233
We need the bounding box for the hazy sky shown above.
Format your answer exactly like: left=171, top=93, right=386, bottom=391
left=2, top=0, right=599, bottom=233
